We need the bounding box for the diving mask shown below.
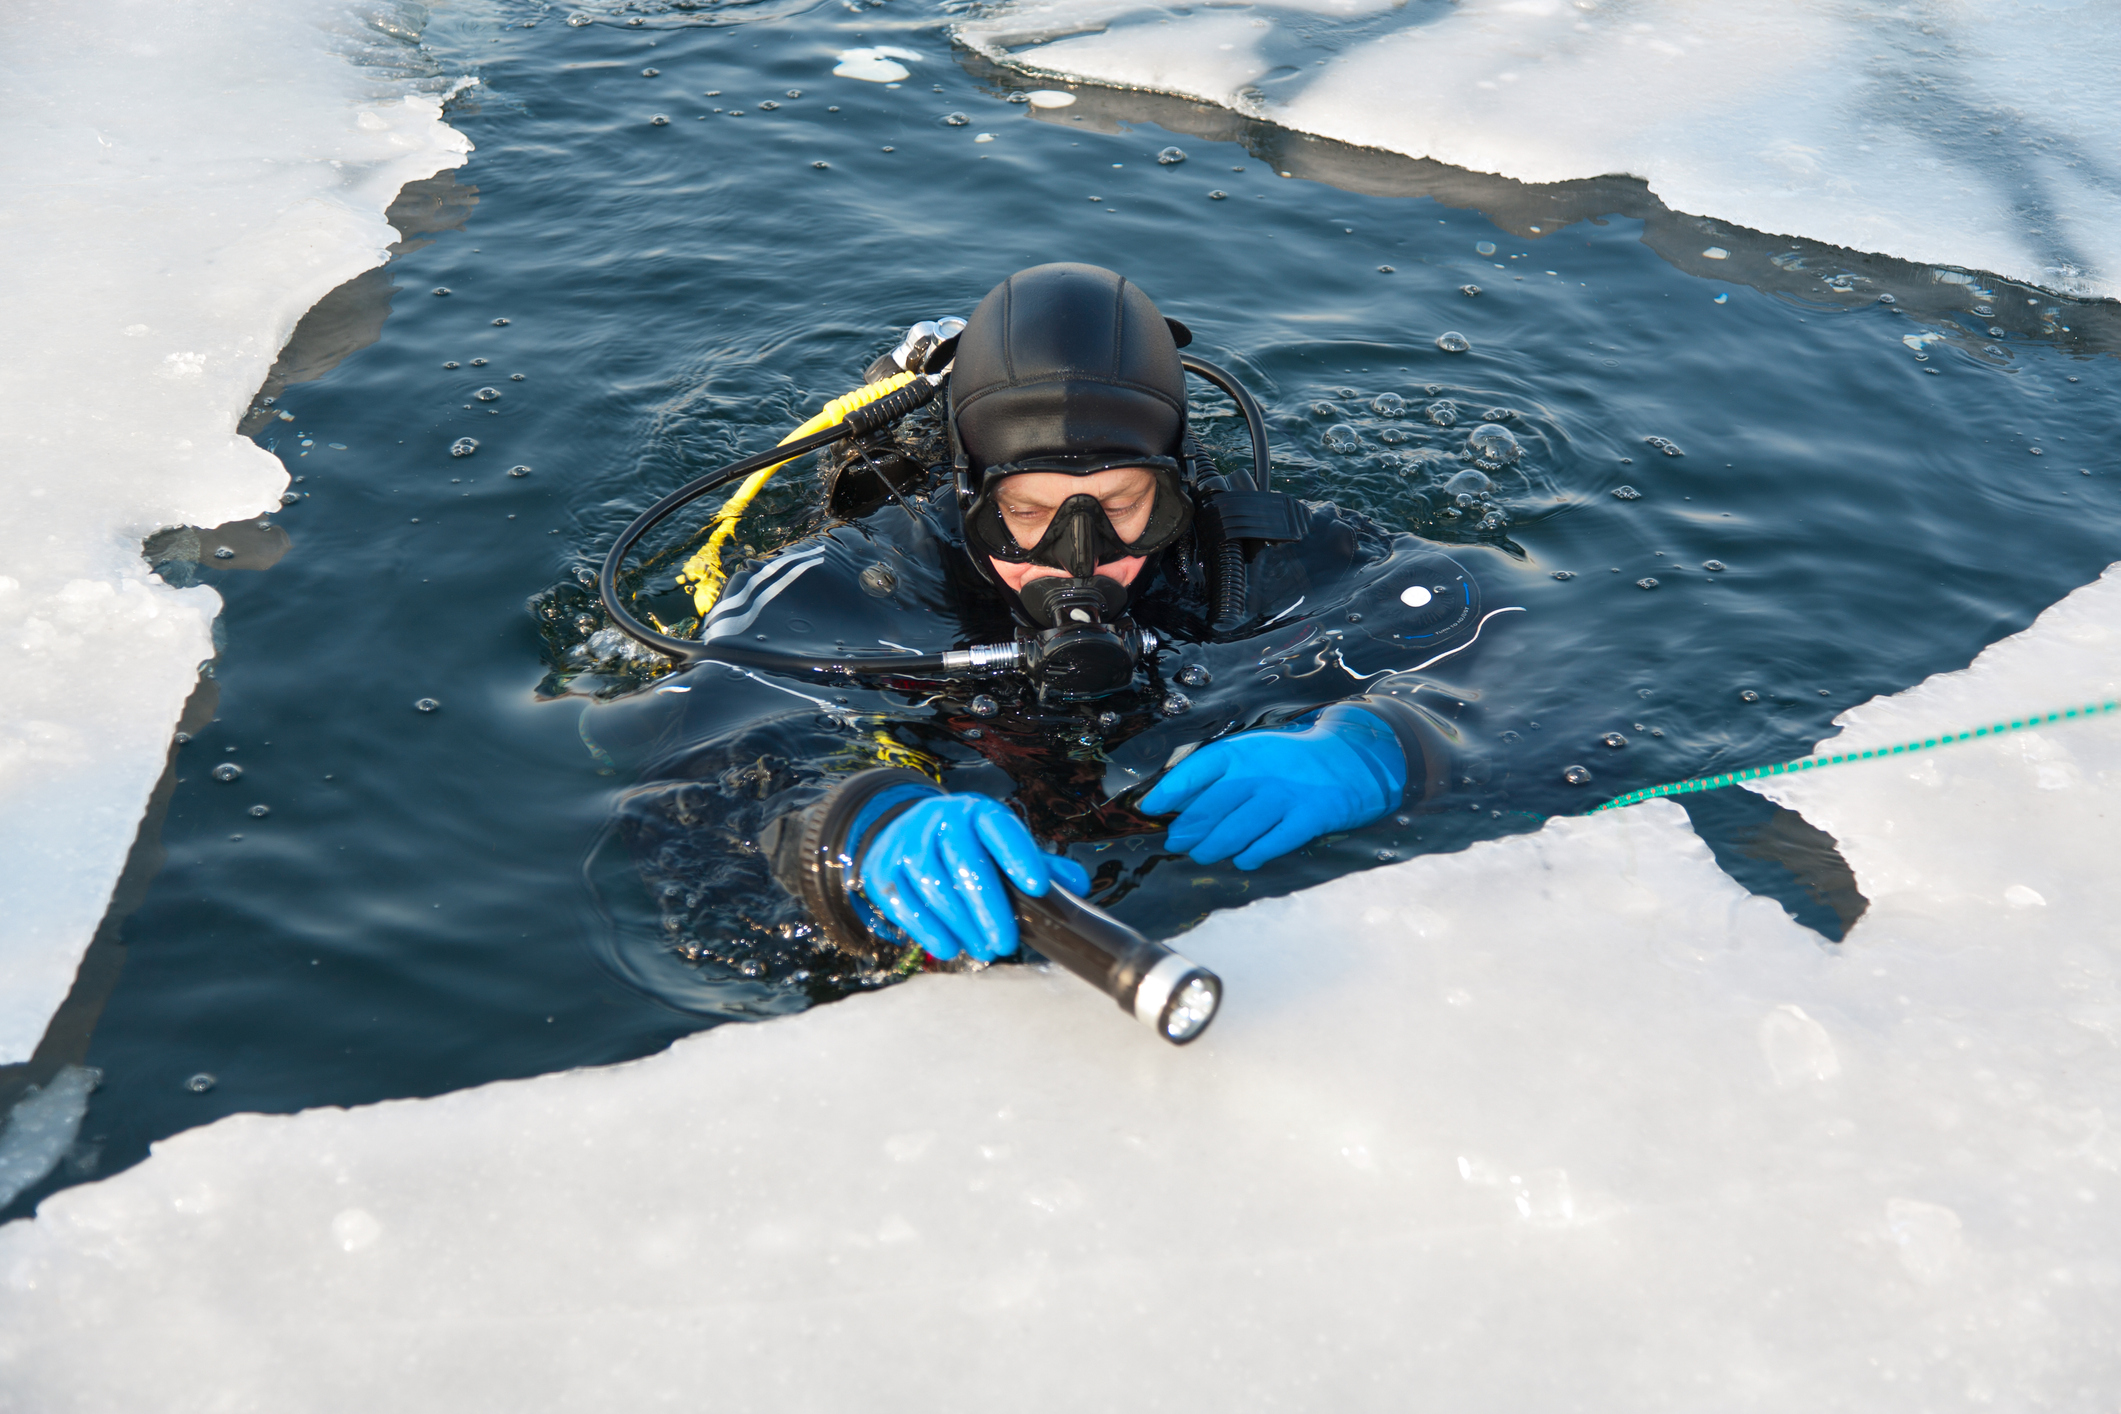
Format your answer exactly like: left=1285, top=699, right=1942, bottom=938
left=962, top=456, right=1194, bottom=579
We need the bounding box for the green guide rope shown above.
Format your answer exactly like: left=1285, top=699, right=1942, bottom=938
left=1591, top=698, right=2121, bottom=813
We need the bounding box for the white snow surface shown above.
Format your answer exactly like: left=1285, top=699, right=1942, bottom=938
left=5, top=569, right=2121, bottom=1408
left=957, top=0, right=2121, bottom=300
left=0, top=1, right=468, bottom=1062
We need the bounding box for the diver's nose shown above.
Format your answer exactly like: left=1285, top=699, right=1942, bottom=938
left=1054, top=503, right=1100, bottom=580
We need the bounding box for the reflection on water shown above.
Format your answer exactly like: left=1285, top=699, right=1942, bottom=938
left=11, top=0, right=2116, bottom=1221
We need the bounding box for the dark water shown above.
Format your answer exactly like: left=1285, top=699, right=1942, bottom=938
left=10, top=0, right=2120, bottom=1218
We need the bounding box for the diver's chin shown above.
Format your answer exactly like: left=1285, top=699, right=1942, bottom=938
left=988, top=556, right=1144, bottom=594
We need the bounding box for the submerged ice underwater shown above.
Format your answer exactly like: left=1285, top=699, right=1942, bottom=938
left=5, top=0, right=2121, bottom=1403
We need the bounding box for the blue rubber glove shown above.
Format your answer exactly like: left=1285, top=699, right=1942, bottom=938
left=1140, top=703, right=1407, bottom=870
left=857, top=794, right=1092, bottom=962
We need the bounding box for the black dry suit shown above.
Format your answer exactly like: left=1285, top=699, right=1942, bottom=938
left=607, top=264, right=1516, bottom=982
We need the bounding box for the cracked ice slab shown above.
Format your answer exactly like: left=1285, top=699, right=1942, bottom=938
left=0, top=0, right=469, bottom=1062
left=957, top=0, right=2121, bottom=300
left=4, top=567, right=2121, bottom=1406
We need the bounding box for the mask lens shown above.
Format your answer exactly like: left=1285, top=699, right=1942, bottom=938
left=967, top=458, right=1191, bottom=569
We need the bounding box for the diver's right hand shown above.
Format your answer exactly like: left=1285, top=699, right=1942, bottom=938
left=856, top=794, right=1091, bottom=962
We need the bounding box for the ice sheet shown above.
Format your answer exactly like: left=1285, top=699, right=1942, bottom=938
left=957, top=0, right=2121, bottom=300
left=4, top=567, right=2118, bottom=1407
left=0, top=1, right=469, bottom=1062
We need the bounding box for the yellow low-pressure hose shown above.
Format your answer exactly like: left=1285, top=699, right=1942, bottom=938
left=678, top=370, right=919, bottom=617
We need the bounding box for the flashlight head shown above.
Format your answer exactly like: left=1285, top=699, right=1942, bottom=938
left=1131, top=952, right=1223, bottom=1045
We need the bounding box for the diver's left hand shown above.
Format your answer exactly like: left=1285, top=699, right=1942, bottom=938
left=1140, top=704, right=1407, bottom=870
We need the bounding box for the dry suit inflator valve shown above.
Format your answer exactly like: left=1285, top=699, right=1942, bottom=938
left=763, top=768, right=1224, bottom=1046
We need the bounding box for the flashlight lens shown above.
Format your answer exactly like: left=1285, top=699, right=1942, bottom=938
left=1161, top=974, right=1220, bottom=1043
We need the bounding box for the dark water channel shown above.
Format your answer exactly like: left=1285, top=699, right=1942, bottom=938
left=9, top=0, right=2120, bottom=1218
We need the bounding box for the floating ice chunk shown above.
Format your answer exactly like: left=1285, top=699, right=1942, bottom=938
left=1884, top=1197, right=1964, bottom=1284
left=0, top=1067, right=98, bottom=1209
left=0, top=0, right=468, bottom=1064
left=1026, top=89, right=1078, bottom=108
left=959, top=0, right=2121, bottom=297
left=1758, top=1004, right=1839, bottom=1086
left=331, top=1208, right=383, bottom=1253
left=833, top=47, right=923, bottom=82
left=2004, top=884, right=2047, bottom=909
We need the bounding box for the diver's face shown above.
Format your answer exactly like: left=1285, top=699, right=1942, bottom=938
left=987, top=466, right=1156, bottom=592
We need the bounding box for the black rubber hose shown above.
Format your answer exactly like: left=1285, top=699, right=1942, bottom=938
left=1180, top=354, right=1271, bottom=492
left=1181, top=355, right=1269, bottom=630
left=596, top=419, right=952, bottom=678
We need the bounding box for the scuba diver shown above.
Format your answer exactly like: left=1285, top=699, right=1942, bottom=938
left=600, top=262, right=1517, bottom=991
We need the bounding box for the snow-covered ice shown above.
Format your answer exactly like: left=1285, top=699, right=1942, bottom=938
left=0, top=0, right=468, bottom=1062
left=958, top=0, right=2121, bottom=300
left=4, top=568, right=2118, bottom=1407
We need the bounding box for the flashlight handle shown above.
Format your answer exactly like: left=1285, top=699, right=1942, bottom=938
left=1011, top=884, right=1221, bottom=1043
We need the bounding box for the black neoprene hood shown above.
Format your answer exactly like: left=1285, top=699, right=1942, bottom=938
left=948, top=263, right=1189, bottom=474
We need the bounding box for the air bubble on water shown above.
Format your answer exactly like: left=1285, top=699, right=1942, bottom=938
left=443, top=360, right=459, bottom=369
left=1613, top=485, right=1641, bottom=500
left=186, top=1073, right=217, bottom=1093
left=1095, top=710, right=1122, bottom=733
left=212, top=546, right=235, bottom=560
left=1563, top=764, right=1592, bottom=785
left=567, top=12, right=591, bottom=24
left=942, top=112, right=969, bottom=125
left=249, top=804, right=270, bottom=818
left=1741, top=689, right=1760, bottom=702
left=510, top=373, right=525, bottom=382
left=1377, top=427, right=1411, bottom=444
left=475, top=387, right=501, bottom=402
left=1644, top=435, right=1684, bottom=457
left=1375, top=849, right=1398, bottom=861
left=1703, top=559, right=1727, bottom=571
left=814, top=161, right=831, bottom=169
left=1323, top=424, right=1361, bottom=453
left=1475, top=241, right=1497, bottom=256
left=1309, top=401, right=1337, bottom=418
left=859, top=563, right=896, bottom=596
left=1551, top=570, right=1574, bottom=580
left=1637, top=577, right=1659, bottom=589
left=650, top=115, right=670, bottom=126
left=1460, top=284, right=1481, bottom=296
left=969, top=694, right=999, bottom=717
left=432, top=287, right=451, bottom=297
left=492, top=318, right=509, bottom=326
left=450, top=438, right=479, bottom=457
left=1483, top=408, right=1512, bottom=423
left=1443, top=469, right=1491, bottom=497
left=1207, top=190, right=1227, bottom=200
left=1426, top=400, right=1458, bottom=427
left=1157, top=147, right=1186, bottom=165
left=210, top=763, right=242, bottom=782
left=415, top=698, right=441, bottom=713
left=1177, top=664, right=1212, bottom=688
left=509, top=465, right=531, bottom=478
left=1465, top=423, right=1519, bottom=466
left=787, top=90, right=803, bottom=98
left=281, top=492, right=300, bottom=505
left=1602, top=732, right=1628, bottom=748
left=1160, top=691, right=1192, bottom=717
left=1370, top=392, right=1405, bottom=417
left=469, top=357, right=488, bottom=368
left=758, top=101, right=780, bottom=111
left=1435, top=331, right=1471, bottom=353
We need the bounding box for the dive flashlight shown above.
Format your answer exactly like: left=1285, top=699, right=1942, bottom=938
left=762, top=768, right=1223, bottom=1046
